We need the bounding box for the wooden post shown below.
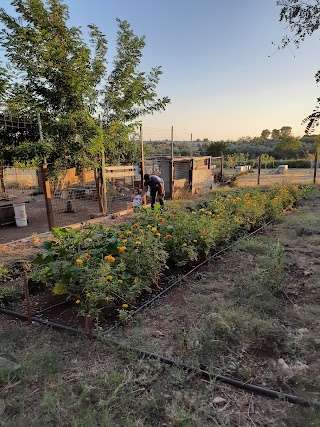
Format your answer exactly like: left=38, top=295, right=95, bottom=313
left=40, top=163, right=54, bottom=230
left=313, top=151, right=318, bottom=184
left=220, top=155, right=224, bottom=176
left=94, top=168, right=104, bottom=213
left=85, top=314, right=93, bottom=339
left=170, top=126, right=174, bottom=199
left=101, top=150, right=108, bottom=215
left=23, top=270, right=32, bottom=325
left=140, top=124, right=147, bottom=205
left=257, top=155, right=262, bottom=186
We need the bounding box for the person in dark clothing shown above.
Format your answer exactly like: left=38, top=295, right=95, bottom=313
left=143, top=174, right=165, bottom=210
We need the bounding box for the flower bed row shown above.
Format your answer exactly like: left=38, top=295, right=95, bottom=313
left=32, top=184, right=301, bottom=319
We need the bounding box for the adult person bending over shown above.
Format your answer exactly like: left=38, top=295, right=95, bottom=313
left=143, top=174, right=165, bottom=210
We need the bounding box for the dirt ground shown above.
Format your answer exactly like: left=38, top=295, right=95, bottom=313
left=1, top=191, right=320, bottom=425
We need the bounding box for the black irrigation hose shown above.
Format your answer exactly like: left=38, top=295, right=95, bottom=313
left=0, top=306, right=316, bottom=408
left=104, top=218, right=275, bottom=335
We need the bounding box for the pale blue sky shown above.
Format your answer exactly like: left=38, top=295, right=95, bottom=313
left=1, top=0, right=319, bottom=140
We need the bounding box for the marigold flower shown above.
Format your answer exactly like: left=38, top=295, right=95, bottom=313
left=85, top=253, right=91, bottom=259
left=139, top=229, right=143, bottom=233
left=207, top=211, right=212, bottom=216
left=86, top=293, right=91, bottom=298
left=119, top=246, right=126, bottom=253
left=75, top=299, right=81, bottom=304
left=156, top=232, right=161, bottom=237
left=107, top=275, right=113, bottom=280
left=104, top=255, right=115, bottom=263
left=135, top=241, right=142, bottom=245
left=193, top=240, right=197, bottom=243
left=147, top=225, right=152, bottom=228
left=192, top=211, right=197, bottom=214
left=134, top=277, right=139, bottom=283
left=119, top=234, right=125, bottom=239
left=151, top=227, right=157, bottom=232
left=127, top=231, right=132, bottom=235
left=133, top=223, right=139, bottom=227
left=200, top=235, right=204, bottom=239
left=76, top=259, right=83, bottom=265
left=118, top=279, right=123, bottom=284
left=165, top=234, right=172, bottom=239
left=182, top=243, right=187, bottom=247
left=122, top=303, right=129, bottom=309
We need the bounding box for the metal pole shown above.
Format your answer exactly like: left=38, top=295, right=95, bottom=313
left=140, top=124, right=146, bottom=204
left=257, top=155, right=262, bottom=186
left=170, top=126, right=174, bottom=199
left=313, top=151, right=318, bottom=184
left=37, top=111, right=54, bottom=230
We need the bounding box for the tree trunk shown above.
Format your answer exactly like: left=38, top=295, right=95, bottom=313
left=0, top=161, right=6, bottom=193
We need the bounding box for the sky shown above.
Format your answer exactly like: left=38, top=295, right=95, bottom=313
left=0, top=0, right=319, bottom=141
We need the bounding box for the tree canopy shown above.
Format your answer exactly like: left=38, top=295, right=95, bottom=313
left=277, top=0, right=320, bottom=133
left=0, top=0, right=170, bottom=168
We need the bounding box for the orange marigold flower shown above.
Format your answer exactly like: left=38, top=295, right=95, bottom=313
left=165, top=234, right=172, bottom=239
left=151, top=227, right=157, bottom=232
left=119, top=247, right=126, bottom=253
left=133, top=223, right=139, bottom=227
left=139, top=229, right=143, bottom=233
left=134, top=277, right=139, bottom=283
left=85, top=253, right=91, bottom=259
left=156, top=232, right=161, bottom=237
left=118, top=279, right=123, bottom=284
left=182, top=243, right=187, bottom=247
left=76, top=259, right=83, bottom=265
left=119, top=234, right=125, bottom=239
left=104, top=255, right=115, bottom=263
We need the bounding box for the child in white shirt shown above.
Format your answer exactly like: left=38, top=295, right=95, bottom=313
left=132, top=188, right=142, bottom=211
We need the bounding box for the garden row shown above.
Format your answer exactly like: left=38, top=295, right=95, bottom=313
left=32, top=184, right=301, bottom=319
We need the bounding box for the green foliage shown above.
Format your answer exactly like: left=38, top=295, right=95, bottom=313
left=0, top=2, right=170, bottom=168
left=205, top=140, right=226, bottom=157
left=274, top=135, right=303, bottom=159
left=31, top=184, right=301, bottom=319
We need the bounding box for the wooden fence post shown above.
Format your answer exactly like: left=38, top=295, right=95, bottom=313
left=23, top=270, right=32, bottom=325
left=257, top=155, right=262, bottom=186
left=40, top=163, right=54, bottom=230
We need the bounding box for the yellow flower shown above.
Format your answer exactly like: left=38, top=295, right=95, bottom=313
left=76, top=259, right=83, bottom=265
left=127, top=231, right=132, bottom=235
left=208, top=211, right=212, bottom=216
left=192, top=211, right=197, bottom=214
left=193, top=240, right=197, bottom=243
left=139, top=229, right=143, bottom=233
left=75, top=299, right=81, bottom=304
left=135, top=241, right=142, bottom=245
left=134, top=277, right=139, bottom=283
left=122, top=303, right=129, bottom=309
left=107, top=275, right=113, bottom=280
left=147, top=225, right=152, bottom=228
left=182, top=243, right=187, bottom=247
left=151, top=227, right=157, bottom=232
left=156, top=232, right=161, bottom=237
left=118, top=279, right=123, bottom=283
left=104, top=255, right=115, bottom=263
left=200, top=235, right=204, bottom=239
left=86, top=293, right=91, bottom=298
left=119, top=246, right=126, bottom=253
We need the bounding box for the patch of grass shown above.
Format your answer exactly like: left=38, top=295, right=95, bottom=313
left=197, top=305, right=285, bottom=365
left=0, top=285, right=23, bottom=306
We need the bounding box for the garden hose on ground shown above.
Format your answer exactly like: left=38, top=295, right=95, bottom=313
left=0, top=306, right=317, bottom=408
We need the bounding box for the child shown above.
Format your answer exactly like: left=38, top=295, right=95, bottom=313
left=132, top=188, right=142, bottom=211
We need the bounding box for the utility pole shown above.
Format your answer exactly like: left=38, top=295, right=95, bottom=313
left=313, top=150, right=318, bottom=184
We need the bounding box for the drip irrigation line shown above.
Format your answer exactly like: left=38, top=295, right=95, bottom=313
left=0, top=306, right=316, bottom=408
left=103, top=218, right=275, bottom=335
left=35, top=300, right=70, bottom=315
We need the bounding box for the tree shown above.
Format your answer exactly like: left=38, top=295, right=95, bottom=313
left=205, top=141, right=226, bottom=157
left=260, top=129, right=271, bottom=140
left=277, top=1, right=320, bottom=132
left=274, top=135, right=302, bottom=158
left=271, top=129, right=281, bottom=139
left=280, top=126, right=292, bottom=137
left=102, top=19, right=170, bottom=164
left=260, top=154, right=275, bottom=169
